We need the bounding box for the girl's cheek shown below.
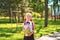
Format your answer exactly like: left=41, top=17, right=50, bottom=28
left=27, top=17, right=30, bottom=20
left=28, top=17, right=31, bottom=20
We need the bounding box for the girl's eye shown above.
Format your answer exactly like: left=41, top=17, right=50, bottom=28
left=28, top=16, right=31, bottom=17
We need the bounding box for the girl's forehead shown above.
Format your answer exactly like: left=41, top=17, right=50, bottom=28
left=27, top=15, right=32, bottom=17
left=25, top=13, right=32, bottom=16
left=27, top=14, right=31, bottom=16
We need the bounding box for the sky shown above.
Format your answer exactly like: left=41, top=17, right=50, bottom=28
left=48, top=0, right=60, bottom=8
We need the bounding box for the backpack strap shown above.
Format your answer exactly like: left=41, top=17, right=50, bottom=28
left=32, top=22, right=34, bottom=30
left=24, top=21, right=26, bottom=25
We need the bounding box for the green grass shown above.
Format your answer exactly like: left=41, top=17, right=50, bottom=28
left=0, top=17, right=23, bottom=23
left=0, top=18, right=60, bottom=40
left=0, top=23, right=22, bottom=28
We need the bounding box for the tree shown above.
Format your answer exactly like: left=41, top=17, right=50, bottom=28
left=0, top=0, right=12, bottom=22
left=8, top=0, right=12, bottom=23
left=53, top=0, right=58, bottom=21
left=44, top=0, right=48, bottom=27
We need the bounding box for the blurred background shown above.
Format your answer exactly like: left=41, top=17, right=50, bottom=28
left=0, top=0, right=60, bottom=40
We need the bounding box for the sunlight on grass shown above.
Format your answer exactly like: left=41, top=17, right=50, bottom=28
left=0, top=23, right=22, bottom=28
left=11, top=33, right=24, bottom=39
left=0, top=17, right=9, bottom=19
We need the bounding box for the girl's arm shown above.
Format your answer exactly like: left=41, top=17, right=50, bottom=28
left=22, top=23, right=26, bottom=33
left=29, top=22, right=34, bottom=36
left=22, top=28, right=25, bottom=32
left=29, top=31, right=34, bottom=36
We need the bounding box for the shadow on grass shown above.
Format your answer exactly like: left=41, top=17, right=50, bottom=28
left=0, top=33, right=13, bottom=37
left=0, top=19, right=10, bottom=23
left=0, top=18, right=23, bottom=23
left=0, top=27, right=22, bottom=33
left=17, top=38, right=23, bottom=40
left=33, top=19, right=44, bottom=25
left=48, top=20, right=60, bottom=25
left=0, top=19, right=17, bottom=23
left=56, top=29, right=60, bottom=32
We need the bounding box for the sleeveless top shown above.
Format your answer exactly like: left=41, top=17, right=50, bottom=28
left=23, top=21, right=34, bottom=33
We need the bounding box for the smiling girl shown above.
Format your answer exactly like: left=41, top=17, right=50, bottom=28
left=23, top=13, right=34, bottom=40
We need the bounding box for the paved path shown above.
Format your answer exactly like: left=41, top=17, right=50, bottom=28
left=35, top=32, right=60, bottom=40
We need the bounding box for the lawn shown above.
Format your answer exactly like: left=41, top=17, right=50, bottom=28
left=0, top=18, right=60, bottom=40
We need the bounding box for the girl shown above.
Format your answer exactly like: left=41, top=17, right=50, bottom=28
left=23, top=13, right=34, bottom=40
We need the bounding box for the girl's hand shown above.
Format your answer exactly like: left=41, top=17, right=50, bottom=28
left=22, top=27, right=28, bottom=33
left=28, top=34, right=32, bottom=36
left=28, top=32, right=34, bottom=37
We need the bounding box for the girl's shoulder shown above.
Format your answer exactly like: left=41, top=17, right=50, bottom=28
left=31, top=21, right=34, bottom=27
left=31, top=21, right=34, bottom=24
left=23, top=21, right=26, bottom=25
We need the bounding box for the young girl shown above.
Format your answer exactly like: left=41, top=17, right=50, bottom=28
left=23, top=13, right=34, bottom=40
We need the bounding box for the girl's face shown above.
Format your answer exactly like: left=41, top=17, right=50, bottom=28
left=25, top=13, right=32, bottom=21
left=26, top=15, right=32, bottom=21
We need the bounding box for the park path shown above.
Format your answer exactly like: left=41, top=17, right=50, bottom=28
left=35, top=32, right=60, bottom=40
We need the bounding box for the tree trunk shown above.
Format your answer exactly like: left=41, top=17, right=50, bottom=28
left=51, top=5, right=53, bottom=20
left=44, top=0, right=48, bottom=27
left=8, top=0, right=11, bottom=23
left=18, top=7, right=20, bottom=23
left=53, top=7, right=56, bottom=21
left=53, top=0, right=58, bottom=21
left=17, top=0, right=20, bottom=23
left=21, top=7, right=24, bottom=21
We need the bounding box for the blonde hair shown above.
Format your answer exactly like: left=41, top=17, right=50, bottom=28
left=24, top=13, right=32, bottom=21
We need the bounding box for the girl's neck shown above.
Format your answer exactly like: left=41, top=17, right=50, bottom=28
left=26, top=20, right=32, bottom=22
left=26, top=19, right=30, bottom=21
